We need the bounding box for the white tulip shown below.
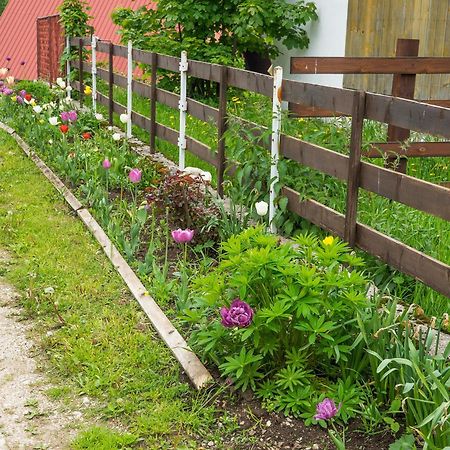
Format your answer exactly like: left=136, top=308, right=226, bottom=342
left=119, top=113, right=129, bottom=124
left=0, top=67, right=8, bottom=77
left=33, top=105, right=43, bottom=114
left=49, top=117, right=59, bottom=126
left=5, top=75, right=14, bottom=85
left=112, top=133, right=121, bottom=141
left=255, top=201, right=269, bottom=216
left=95, top=113, right=104, bottom=121
left=56, top=77, right=66, bottom=89
left=107, top=126, right=113, bottom=131
left=48, top=139, right=53, bottom=144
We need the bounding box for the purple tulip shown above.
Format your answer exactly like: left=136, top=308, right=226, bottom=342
left=5, top=57, right=11, bottom=62
left=16, top=96, right=23, bottom=104
left=171, top=228, right=194, bottom=243
left=2, top=88, right=13, bottom=95
left=19, top=89, right=26, bottom=98
left=20, top=60, right=26, bottom=66
left=220, top=299, right=254, bottom=328
left=128, top=168, right=142, bottom=183
left=0, top=81, right=3, bottom=87
left=102, top=159, right=111, bottom=170
left=314, top=398, right=341, bottom=421
left=60, top=111, right=70, bottom=122
left=68, top=110, right=77, bottom=122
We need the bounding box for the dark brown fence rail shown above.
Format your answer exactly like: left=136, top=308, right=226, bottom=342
left=68, top=37, right=450, bottom=298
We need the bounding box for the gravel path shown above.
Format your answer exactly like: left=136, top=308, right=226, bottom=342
left=0, top=251, right=81, bottom=450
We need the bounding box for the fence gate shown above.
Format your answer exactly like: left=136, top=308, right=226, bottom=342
left=37, top=14, right=65, bottom=83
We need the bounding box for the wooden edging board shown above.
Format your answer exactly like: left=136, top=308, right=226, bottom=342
left=0, top=121, right=213, bottom=391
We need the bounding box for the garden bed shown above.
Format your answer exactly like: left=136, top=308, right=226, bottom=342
left=0, top=77, right=448, bottom=449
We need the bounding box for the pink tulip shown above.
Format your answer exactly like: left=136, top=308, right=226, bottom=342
left=102, top=159, right=111, bottom=169
left=128, top=168, right=142, bottom=183
left=171, top=228, right=195, bottom=243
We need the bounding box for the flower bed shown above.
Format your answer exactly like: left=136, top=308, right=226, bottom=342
left=0, top=74, right=448, bottom=450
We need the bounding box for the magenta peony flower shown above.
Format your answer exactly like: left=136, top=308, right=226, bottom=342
left=102, top=159, right=111, bottom=170
left=171, top=228, right=194, bottom=243
left=220, top=299, right=254, bottom=328
left=314, top=398, right=341, bottom=421
left=19, top=89, right=26, bottom=98
left=128, top=168, right=142, bottom=183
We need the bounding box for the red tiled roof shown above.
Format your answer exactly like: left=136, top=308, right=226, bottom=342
left=0, top=0, right=155, bottom=80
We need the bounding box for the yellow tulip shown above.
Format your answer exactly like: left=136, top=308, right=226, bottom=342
left=30, top=100, right=36, bottom=106
left=84, top=85, right=92, bottom=96
left=322, top=236, right=334, bottom=246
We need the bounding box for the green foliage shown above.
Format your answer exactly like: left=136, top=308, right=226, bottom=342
left=112, top=0, right=318, bottom=63
left=0, top=0, right=8, bottom=16
left=183, top=227, right=368, bottom=417
left=58, top=0, right=93, bottom=37
left=72, top=426, right=137, bottom=449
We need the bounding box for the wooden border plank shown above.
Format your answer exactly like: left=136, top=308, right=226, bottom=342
left=365, top=141, right=450, bottom=158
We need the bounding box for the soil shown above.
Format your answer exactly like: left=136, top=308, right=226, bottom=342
left=0, top=250, right=84, bottom=450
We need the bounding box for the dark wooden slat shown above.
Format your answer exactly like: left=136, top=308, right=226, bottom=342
left=188, top=60, right=221, bottom=82
left=186, top=136, right=218, bottom=168
left=344, top=91, right=366, bottom=246
left=70, top=37, right=90, bottom=46
left=365, top=93, right=450, bottom=140
left=227, top=67, right=273, bottom=97
left=281, top=135, right=349, bottom=179
left=291, top=56, right=450, bottom=74
left=289, top=103, right=347, bottom=118
left=132, top=48, right=152, bottom=65
left=97, top=41, right=110, bottom=54
left=156, top=54, right=180, bottom=72
left=359, top=162, right=450, bottom=221
left=150, top=52, right=157, bottom=153
left=112, top=44, right=127, bottom=58
left=155, top=123, right=179, bottom=146
left=217, top=65, right=228, bottom=196
left=284, top=80, right=357, bottom=116
left=386, top=39, right=419, bottom=173
left=365, top=141, right=450, bottom=158
left=283, top=187, right=450, bottom=298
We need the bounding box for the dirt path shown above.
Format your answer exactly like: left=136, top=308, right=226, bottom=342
left=0, top=251, right=81, bottom=450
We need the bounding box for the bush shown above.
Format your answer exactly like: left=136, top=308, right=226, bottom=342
left=182, top=227, right=369, bottom=416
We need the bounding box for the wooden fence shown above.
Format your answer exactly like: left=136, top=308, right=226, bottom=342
left=291, top=38, right=450, bottom=174
left=68, top=37, right=450, bottom=299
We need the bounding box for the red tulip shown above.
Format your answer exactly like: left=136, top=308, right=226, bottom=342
left=60, top=124, right=69, bottom=134
left=82, top=132, right=91, bottom=140
left=24, top=93, right=32, bottom=102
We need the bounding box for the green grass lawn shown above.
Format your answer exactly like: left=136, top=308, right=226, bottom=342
left=0, top=130, right=237, bottom=449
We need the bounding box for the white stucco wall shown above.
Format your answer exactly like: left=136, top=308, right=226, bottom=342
left=273, top=0, right=349, bottom=88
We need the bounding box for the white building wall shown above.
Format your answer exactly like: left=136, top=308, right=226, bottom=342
left=273, top=0, right=349, bottom=88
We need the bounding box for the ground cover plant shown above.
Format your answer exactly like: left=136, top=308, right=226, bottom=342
left=0, top=70, right=448, bottom=449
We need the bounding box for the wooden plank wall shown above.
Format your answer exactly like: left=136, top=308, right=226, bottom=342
left=345, top=0, right=450, bottom=100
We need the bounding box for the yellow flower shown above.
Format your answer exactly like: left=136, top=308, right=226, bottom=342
left=39, top=119, right=45, bottom=124
left=11, top=96, right=17, bottom=102
left=322, top=236, right=334, bottom=246
left=30, top=99, right=36, bottom=106
left=84, top=85, right=92, bottom=96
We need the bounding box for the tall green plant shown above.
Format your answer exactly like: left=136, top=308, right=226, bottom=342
left=58, top=0, right=93, bottom=38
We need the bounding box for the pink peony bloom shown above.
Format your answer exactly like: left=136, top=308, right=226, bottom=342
left=128, top=168, right=142, bottom=183
left=171, top=228, right=194, bottom=243
left=314, top=398, right=341, bottom=421
left=220, top=299, right=254, bottom=328
left=102, top=159, right=111, bottom=169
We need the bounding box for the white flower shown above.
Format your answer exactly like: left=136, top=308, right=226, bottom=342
left=49, top=117, right=59, bottom=126
left=56, top=77, right=66, bottom=89
left=107, top=126, right=113, bottom=131
left=66, top=86, right=73, bottom=92
left=0, top=67, right=8, bottom=77
left=95, top=113, right=104, bottom=121
left=255, top=201, right=269, bottom=216
left=119, top=113, right=129, bottom=124
left=44, top=286, right=55, bottom=295
left=48, top=139, right=53, bottom=144
left=112, top=133, right=121, bottom=141
left=5, top=75, right=14, bottom=85
left=33, top=105, right=43, bottom=114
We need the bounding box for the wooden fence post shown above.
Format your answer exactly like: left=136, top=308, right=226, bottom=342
left=78, top=38, right=84, bottom=107
left=344, top=90, right=366, bottom=247
left=108, top=42, right=114, bottom=126
left=150, top=52, right=157, bottom=153
left=387, top=38, right=419, bottom=173
left=217, top=65, right=228, bottom=197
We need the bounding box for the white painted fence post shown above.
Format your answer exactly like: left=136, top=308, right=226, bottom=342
left=91, top=35, right=97, bottom=114
left=269, top=66, right=283, bottom=233
left=178, top=50, right=188, bottom=170
left=126, top=40, right=133, bottom=138
left=66, top=36, right=71, bottom=100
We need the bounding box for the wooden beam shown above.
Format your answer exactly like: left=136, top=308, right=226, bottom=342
left=365, top=141, right=450, bottom=158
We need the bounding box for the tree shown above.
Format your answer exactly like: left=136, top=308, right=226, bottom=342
left=58, top=0, right=93, bottom=38
left=113, top=0, right=317, bottom=70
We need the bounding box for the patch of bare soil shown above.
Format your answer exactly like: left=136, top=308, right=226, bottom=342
left=0, top=251, right=82, bottom=450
